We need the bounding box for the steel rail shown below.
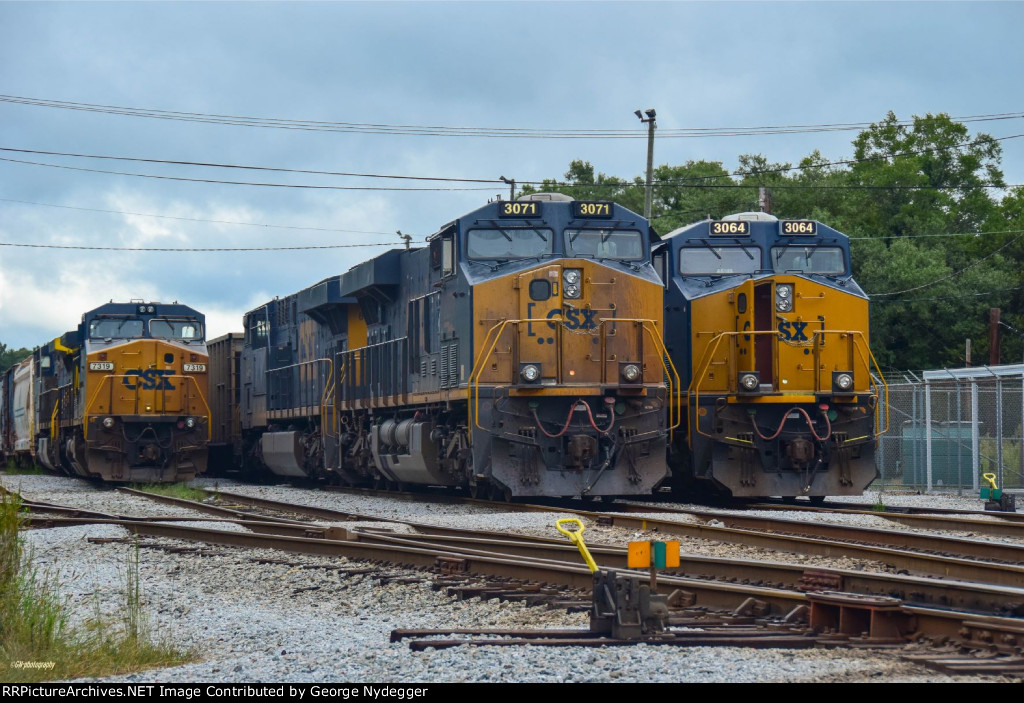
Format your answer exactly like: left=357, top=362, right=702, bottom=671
left=610, top=501, right=1024, bottom=540
left=212, top=488, right=1024, bottom=587
left=22, top=489, right=1024, bottom=650
left=70, top=516, right=1024, bottom=648
left=117, top=488, right=1024, bottom=609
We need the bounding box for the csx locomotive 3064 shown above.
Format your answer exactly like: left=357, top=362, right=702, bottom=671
left=655, top=212, right=885, bottom=499
left=1, top=301, right=211, bottom=482
left=214, top=194, right=674, bottom=498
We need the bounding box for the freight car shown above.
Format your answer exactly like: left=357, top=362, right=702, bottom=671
left=1, top=301, right=212, bottom=482
left=655, top=212, right=885, bottom=499
left=0, top=356, right=35, bottom=468
left=214, top=194, right=674, bottom=499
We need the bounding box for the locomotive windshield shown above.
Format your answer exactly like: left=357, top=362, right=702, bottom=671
left=466, top=227, right=554, bottom=260
left=150, top=317, right=204, bottom=340
left=771, top=246, right=846, bottom=275
left=679, top=246, right=760, bottom=275
left=564, top=228, right=644, bottom=260
left=88, top=316, right=144, bottom=340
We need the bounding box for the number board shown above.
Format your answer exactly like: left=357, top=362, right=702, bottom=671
left=573, top=201, right=614, bottom=218
left=781, top=220, right=817, bottom=235
left=498, top=201, right=541, bottom=217
left=709, top=221, right=750, bottom=236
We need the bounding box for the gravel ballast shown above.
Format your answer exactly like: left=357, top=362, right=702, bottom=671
left=3, top=473, right=1020, bottom=683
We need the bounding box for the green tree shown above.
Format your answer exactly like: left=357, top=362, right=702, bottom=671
left=0, top=343, right=31, bottom=374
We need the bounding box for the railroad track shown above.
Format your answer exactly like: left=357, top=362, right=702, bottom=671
left=15, top=485, right=1024, bottom=674
left=309, top=486, right=1024, bottom=587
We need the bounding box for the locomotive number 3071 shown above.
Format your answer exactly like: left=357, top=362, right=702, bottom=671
left=499, top=202, right=539, bottom=216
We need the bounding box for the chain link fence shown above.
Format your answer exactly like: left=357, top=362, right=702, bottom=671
left=876, top=366, right=1024, bottom=492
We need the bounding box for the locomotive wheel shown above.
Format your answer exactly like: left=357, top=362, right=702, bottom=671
left=469, top=481, right=485, bottom=499
left=808, top=495, right=827, bottom=505
left=489, top=484, right=512, bottom=502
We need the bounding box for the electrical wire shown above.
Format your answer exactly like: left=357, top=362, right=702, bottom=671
left=0, top=241, right=398, bottom=252
left=4, top=94, right=1024, bottom=139
left=0, top=197, right=396, bottom=235
left=0, top=156, right=495, bottom=191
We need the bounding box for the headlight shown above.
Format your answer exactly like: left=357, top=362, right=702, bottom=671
left=739, top=373, right=760, bottom=391
left=833, top=372, right=854, bottom=392
left=563, top=269, right=582, bottom=298
left=520, top=364, right=541, bottom=383
left=185, top=417, right=197, bottom=429
left=102, top=417, right=115, bottom=429
left=776, top=284, right=793, bottom=312
left=621, top=364, right=641, bottom=383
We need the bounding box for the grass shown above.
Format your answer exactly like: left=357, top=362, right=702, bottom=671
left=0, top=492, right=193, bottom=682
left=131, top=482, right=209, bottom=502
left=2, top=458, right=44, bottom=476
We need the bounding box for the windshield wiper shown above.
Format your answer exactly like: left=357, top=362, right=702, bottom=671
left=702, top=240, right=722, bottom=260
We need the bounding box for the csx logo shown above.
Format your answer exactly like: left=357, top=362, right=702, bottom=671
left=777, top=320, right=810, bottom=342
left=525, top=303, right=603, bottom=344
left=122, top=369, right=176, bottom=390
left=548, top=307, right=600, bottom=330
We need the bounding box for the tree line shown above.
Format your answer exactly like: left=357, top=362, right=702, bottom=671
left=0, top=343, right=31, bottom=375
left=521, top=111, right=1024, bottom=372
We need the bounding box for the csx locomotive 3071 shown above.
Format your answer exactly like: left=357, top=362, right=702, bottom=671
left=0, top=301, right=211, bottom=482
left=212, top=194, right=674, bottom=498
left=655, top=212, right=885, bottom=499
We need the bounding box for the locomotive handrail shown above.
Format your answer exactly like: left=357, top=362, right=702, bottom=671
left=83, top=374, right=212, bottom=441
left=842, top=330, right=889, bottom=437
left=321, top=360, right=336, bottom=438
left=689, top=329, right=887, bottom=444
left=467, top=317, right=677, bottom=440
left=603, top=317, right=682, bottom=438
left=266, top=358, right=332, bottom=415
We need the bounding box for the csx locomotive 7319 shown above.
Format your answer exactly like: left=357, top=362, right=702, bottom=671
left=0, top=301, right=211, bottom=482
left=655, top=212, right=885, bottom=499
left=213, top=194, right=674, bottom=498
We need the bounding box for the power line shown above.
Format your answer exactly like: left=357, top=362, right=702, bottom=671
left=0, top=147, right=503, bottom=184
left=4, top=94, right=1024, bottom=139
left=0, top=197, right=396, bottom=235
left=0, top=241, right=399, bottom=252
left=4, top=147, right=1021, bottom=195
left=849, top=228, right=1024, bottom=240
left=872, top=286, right=1024, bottom=304
left=0, top=156, right=495, bottom=192
left=869, top=231, right=1024, bottom=297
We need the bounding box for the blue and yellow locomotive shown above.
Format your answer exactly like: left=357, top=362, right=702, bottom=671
left=26, top=301, right=211, bottom=482
left=224, top=194, right=673, bottom=498
left=656, top=212, right=885, bottom=499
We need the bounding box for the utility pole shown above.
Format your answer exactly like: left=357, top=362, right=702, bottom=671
left=758, top=186, right=773, bottom=214
left=635, top=109, right=656, bottom=219
left=499, top=176, right=515, bottom=202
left=990, top=308, right=1002, bottom=366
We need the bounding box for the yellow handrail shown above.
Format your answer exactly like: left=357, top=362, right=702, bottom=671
left=466, top=317, right=677, bottom=439
left=320, top=359, right=335, bottom=438
left=688, top=329, right=888, bottom=443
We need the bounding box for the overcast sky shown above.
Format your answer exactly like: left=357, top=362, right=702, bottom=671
left=2, top=1, right=1023, bottom=348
